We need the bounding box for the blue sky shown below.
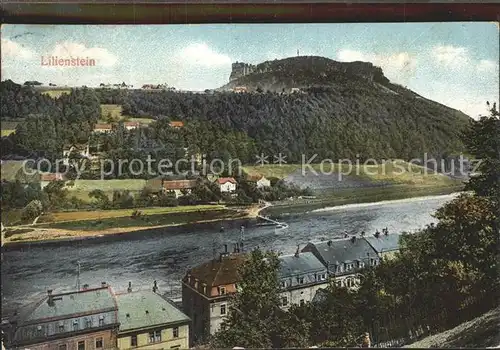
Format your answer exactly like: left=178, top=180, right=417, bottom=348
left=1, top=23, right=498, bottom=118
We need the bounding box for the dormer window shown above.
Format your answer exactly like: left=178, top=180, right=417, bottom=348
left=202, top=283, right=207, bottom=294
left=297, top=277, right=304, bottom=284
left=219, top=286, right=226, bottom=295
left=58, top=322, right=64, bottom=332
left=73, top=320, right=79, bottom=331
left=85, top=318, right=92, bottom=328
left=194, top=279, right=199, bottom=289
left=281, top=280, right=286, bottom=288
left=320, top=273, right=326, bottom=280
left=98, top=315, right=104, bottom=326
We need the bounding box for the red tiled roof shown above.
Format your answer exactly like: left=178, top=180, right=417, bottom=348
left=94, top=123, right=112, bottom=130
left=246, top=174, right=264, bottom=182
left=217, top=177, right=237, bottom=185
left=187, top=253, right=247, bottom=287
left=40, top=173, right=64, bottom=182
left=163, top=179, right=197, bottom=190
left=169, top=121, right=184, bottom=128
left=124, top=122, right=140, bottom=127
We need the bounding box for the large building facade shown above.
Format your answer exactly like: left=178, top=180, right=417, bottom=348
left=6, top=285, right=119, bottom=350
left=181, top=247, right=245, bottom=346
left=115, top=288, right=190, bottom=350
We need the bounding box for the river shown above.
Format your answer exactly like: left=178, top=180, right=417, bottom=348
left=1, top=193, right=458, bottom=317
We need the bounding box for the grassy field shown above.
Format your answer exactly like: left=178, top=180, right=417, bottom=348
left=243, top=161, right=458, bottom=187
left=39, top=89, right=72, bottom=98
left=1, top=129, right=15, bottom=137
left=65, top=179, right=147, bottom=202
left=38, top=204, right=225, bottom=224
left=38, top=208, right=239, bottom=232
left=100, top=104, right=155, bottom=124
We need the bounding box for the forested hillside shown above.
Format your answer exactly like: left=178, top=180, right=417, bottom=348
left=0, top=80, right=100, bottom=157
left=1, top=56, right=471, bottom=162
left=95, top=56, right=470, bottom=161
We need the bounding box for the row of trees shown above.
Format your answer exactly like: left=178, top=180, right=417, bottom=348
left=210, top=104, right=499, bottom=348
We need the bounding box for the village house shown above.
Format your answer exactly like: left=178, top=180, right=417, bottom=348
left=115, top=284, right=190, bottom=350
left=168, top=121, right=184, bottom=129
left=216, top=177, right=237, bottom=193
left=62, top=144, right=91, bottom=166
left=93, top=124, right=112, bottom=134
left=39, top=172, right=65, bottom=190
left=123, top=122, right=140, bottom=131
left=302, top=236, right=380, bottom=289
left=5, top=284, right=120, bottom=350
left=363, top=231, right=401, bottom=260
left=278, top=249, right=329, bottom=310
left=232, top=86, right=247, bottom=93
left=247, top=175, right=271, bottom=189
left=181, top=245, right=246, bottom=346
left=145, top=178, right=197, bottom=198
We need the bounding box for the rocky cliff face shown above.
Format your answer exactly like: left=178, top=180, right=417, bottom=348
left=223, top=56, right=390, bottom=91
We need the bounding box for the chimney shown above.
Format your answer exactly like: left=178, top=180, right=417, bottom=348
left=327, top=240, right=333, bottom=247
left=350, top=236, right=356, bottom=243
left=82, top=284, right=89, bottom=290
left=360, top=231, right=365, bottom=237
left=47, top=290, right=54, bottom=306
left=127, top=281, right=132, bottom=293
left=101, top=281, right=107, bottom=288
left=153, top=280, right=158, bottom=293
left=294, top=245, right=300, bottom=257
left=224, top=244, right=228, bottom=253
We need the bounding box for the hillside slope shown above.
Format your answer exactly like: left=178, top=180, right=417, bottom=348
left=94, top=56, right=472, bottom=161
left=405, top=307, right=500, bottom=348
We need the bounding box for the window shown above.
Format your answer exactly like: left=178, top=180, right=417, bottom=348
left=131, top=335, right=138, bottom=347
left=77, top=340, right=85, bottom=350
left=299, top=299, right=305, bottom=306
left=85, top=318, right=92, bottom=328
left=173, top=326, right=179, bottom=338
left=73, top=320, right=79, bottom=331
left=202, top=284, right=207, bottom=294
left=95, top=337, right=103, bottom=349
left=219, top=286, right=226, bottom=295
left=281, top=280, right=286, bottom=288
left=58, top=322, right=65, bottom=332
left=149, top=330, right=161, bottom=343
left=320, top=273, right=326, bottom=280
left=297, top=277, right=304, bottom=284
left=194, top=279, right=199, bottom=289
left=99, top=315, right=104, bottom=326
left=220, top=304, right=226, bottom=315
left=58, top=344, right=67, bottom=350
left=282, top=297, right=288, bottom=306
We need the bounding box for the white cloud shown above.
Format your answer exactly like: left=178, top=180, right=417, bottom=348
left=175, top=43, right=231, bottom=67
left=45, top=42, right=118, bottom=67
left=431, top=45, right=470, bottom=68
left=1, top=38, right=34, bottom=59
left=336, top=49, right=417, bottom=84
left=476, top=59, right=498, bottom=73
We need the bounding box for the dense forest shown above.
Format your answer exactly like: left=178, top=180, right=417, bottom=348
left=1, top=80, right=100, bottom=157
left=1, top=56, right=471, bottom=164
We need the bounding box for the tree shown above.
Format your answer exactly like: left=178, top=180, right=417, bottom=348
left=464, top=103, right=500, bottom=208
left=89, top=189, right=110, bottom=209
left=43, top=180, right=68, bottom=210
left=21, top=199, right=43, bottom=223
left=210, top=249, right=281, bottom=348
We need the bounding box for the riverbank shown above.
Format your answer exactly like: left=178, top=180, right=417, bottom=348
left=2, top=183, right=463, bottom=246
left=2, top=206, right=255, bottom=245
left=263, top=183, right=463, bottom=216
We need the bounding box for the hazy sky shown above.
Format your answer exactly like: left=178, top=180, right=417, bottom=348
left=1, top=23, right=498, bottom=118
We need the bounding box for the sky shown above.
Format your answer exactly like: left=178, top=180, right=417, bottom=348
left=1, top=23, right=498, bottom=118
